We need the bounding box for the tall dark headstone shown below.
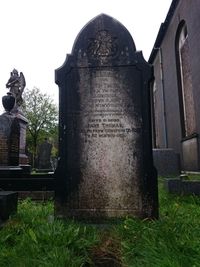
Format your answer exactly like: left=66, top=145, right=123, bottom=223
left=55, top=14, right=158, bottom=220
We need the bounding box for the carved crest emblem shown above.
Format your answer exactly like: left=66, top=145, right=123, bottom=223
left=87, top=30, right=118, bottom=58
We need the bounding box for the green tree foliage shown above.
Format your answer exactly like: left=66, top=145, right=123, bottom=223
left=22, top=87, right=58, bottom=167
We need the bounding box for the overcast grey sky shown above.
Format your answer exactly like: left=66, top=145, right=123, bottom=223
left=0, top=0, right=172, bottom=112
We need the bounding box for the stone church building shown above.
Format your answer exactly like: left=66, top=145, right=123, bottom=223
left=149, top=0, right=200, bottom=171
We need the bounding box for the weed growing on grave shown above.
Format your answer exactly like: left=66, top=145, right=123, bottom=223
left=1, top=181, right=200, bottom=266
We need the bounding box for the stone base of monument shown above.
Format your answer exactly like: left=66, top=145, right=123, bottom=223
left=0, top=191, right=18, bottom=221
left=19, top=153, right=29, bottom=165
left=0, top=166, right=23, bottom=178
left=153, top=149, right=180, bottom=176
left=18, top=191, right=54, bottom=200
left=15, top=113, right=30, bottom=168
left=165, top=178, right=200, bottom=195
left=55, top=203, right=152, bottom=223
left=36, top=168, right=53, bottom=173
left=0, top=165, right=31, bottom=178
left=19, top=164, right=31, bottom=175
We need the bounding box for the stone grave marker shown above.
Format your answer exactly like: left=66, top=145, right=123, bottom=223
left=55, top=14, right=158, bottom=221
left=37, top=138, right=52, bottom=170
left=0, top=191, right=18, bottom=222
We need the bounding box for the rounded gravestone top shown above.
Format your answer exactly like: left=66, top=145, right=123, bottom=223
left=71, top=14, right=136, bottom=66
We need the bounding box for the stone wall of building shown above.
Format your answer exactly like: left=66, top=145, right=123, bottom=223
left=149, top=0, right=200, bottom=170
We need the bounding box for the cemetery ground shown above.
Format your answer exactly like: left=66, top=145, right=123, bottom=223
left=1, top=177, right=200, bottom=267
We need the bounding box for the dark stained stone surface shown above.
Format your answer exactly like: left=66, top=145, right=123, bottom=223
left=55, top=14, right=158, bottom=221
left=37, top=139, right=52, bottom=170
left=153, top=148, right=180, bottom=176
left=0, top=113, right=20, bottom=166
left=165, top=178, right=200, bottom=195
left=0, top=191, right=18, bottom=221
left=15, top=113, right=29, bottom=166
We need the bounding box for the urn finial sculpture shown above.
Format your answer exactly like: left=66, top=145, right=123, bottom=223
left=2, top=92, right=15, bottom=113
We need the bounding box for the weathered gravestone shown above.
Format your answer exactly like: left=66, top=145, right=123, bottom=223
left=55, top=14, right=158, bottom=221
left=37, top=138, right=52, bottom=170
left=0, top=191, right=18, bottom=222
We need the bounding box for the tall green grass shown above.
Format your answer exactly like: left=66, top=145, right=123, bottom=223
left=0, top=199, right=99, bottom=267
left=118, top=189, right=200, bottom=266
left=0, top=180, right=200, bottom=266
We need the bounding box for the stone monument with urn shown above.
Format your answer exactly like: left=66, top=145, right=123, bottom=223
left=0, top=69, right=30, bottom=174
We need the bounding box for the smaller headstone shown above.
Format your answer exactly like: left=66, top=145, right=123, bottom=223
left=165, top=177, right=200, bottom=195
left=153, top=149, right=180, bottom=176
left=38, top=138, right=52, bottom=170
left=0, top=191, right=18, bottom=221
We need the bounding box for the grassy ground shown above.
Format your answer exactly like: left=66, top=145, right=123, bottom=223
left=1, top=179, right=200, bottom=267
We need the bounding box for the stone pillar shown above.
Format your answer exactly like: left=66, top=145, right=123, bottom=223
left=15, top=113, right=29, bottom=165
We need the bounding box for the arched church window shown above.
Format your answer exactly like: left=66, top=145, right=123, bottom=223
left=175, top=21, right=196, bottom=137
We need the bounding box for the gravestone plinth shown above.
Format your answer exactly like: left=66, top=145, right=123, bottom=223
left=15, top=113, right=29, bottom=165
left=0, top=113, right=20, bottom=166
left=0, top=111, right=30, bottom=176
left=55, top=14, right=158, bottom=221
